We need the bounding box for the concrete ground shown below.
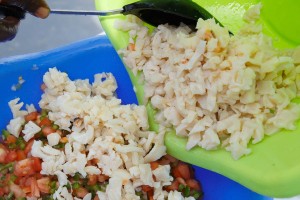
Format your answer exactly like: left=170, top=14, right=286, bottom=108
left=0, top=0, right=103, bottom=58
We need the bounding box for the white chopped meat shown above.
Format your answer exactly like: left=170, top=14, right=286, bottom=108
left=97, top=191, right=108, bottom=200
left=26, top=68, right=184, bottom=199
left=47, top=132, right=61, bottom=146
left=69, top=125, right=94, bottom=145
left=22, top=121, right=41, bottom=142
left=8, top=98, right=28, bottom=118
left=26, top=104, right=37, bottom=113
left=55, top=170, right=68, bottom=186
left=6, top=116, right=25, bottom=137
left=106, top=169, right=131, bottom=200
left=119, top=4, right=300, bottom=159
left=84, top=166, right=101, bottom=175
left=53, top=186, right=73, bottom=200
left=83, top=193, right=92, bottom=200
left=152, top=165, right=173, bottom=183
left=139, top=164, right=154, bottom=186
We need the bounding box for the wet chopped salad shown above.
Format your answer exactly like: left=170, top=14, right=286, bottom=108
left=0, top=68, right=203, bottom=200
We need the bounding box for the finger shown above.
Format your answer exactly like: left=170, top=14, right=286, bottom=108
left=0, top=4, right=26, bottom=20
left=0, top=16, right=19, bottom=42
left=1, top=0, right=50, bottom=18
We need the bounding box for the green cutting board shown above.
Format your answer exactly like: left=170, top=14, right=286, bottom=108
left=95, top=0, right=300, bottom=197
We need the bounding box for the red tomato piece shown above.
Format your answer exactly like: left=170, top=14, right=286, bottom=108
left=24, top=139, right=34, bottom=155
left=25, top=111, right=39, bottom=122
left=21, top=186, right=31, bottom=194
left=175, top=177, right=186, bottom=185
left=165, top=179, right=179, bottom=191
left=31, top=157, right=42, bottom=172
left=16, top=150, right=26, bottom=161
left=6, top=134, right=17, bottom=144
left=10, top=183, right=26, bottom=198
left=87, top=174, right=98, bottom=186
left=150, top=161, right=160, bottom=170
left=42, top=126, right=56, bottom=136
left=75, top=187, right=89, bottom=198
left=39, top=118, right=52, bottom=127
left=37, top=177, right=50, bottom=194
left=176, top=162, right=191, bottom=180
left=0, top=144, right=8, bottom=163
left=141, top=185, right=153, bottom=192
left=0, top=187, right=5, bottom=196
left=147, top=189, right=154, bottom=200
left=97, top=174, right=109, bottom=182
left=14, top=158, right=36, bottom=177
left=6, top=150, right=18, bottom=162
left=30, top=177, right=41, bottom=197
left=172, top=166, right=181, bottom=178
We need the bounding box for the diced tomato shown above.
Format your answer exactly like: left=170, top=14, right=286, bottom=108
left=186, top=179, right=201, bottom=191
left=22, top=186, right=31, bottom=194
left=6, top=150, right=17, bottom=162
left=37, top=177, right=50, bottom=194
left=141, top=185, right=153, bottom=192
left=176, top=162, right=191, bottom=180
left=10, top=183, right=26, bottom=198
left=87, top=174, right=98, bottom=186
left=25, top=111, right=39, bottom=122
left=175, top=177, right=186, bottom=185
left=2, top=186, right=9, bottom=195
left=39, top=117, right=52, bottom=127
left=91, top=158, right=99, bottom=165
left=97, top=174, right=109, bottom=182
left=172, top=165, right=181, bottom=178
left=31, top=157, right=42, bottom=172
left=14, top=176, right=22, bottom=185
left=16, top=150, right=26, bottom=161
left=0, top=187, right=5, bottom=196
left=17, top=176, right=27, bottom=186
left=158, top=157, right=171, bottom=165
left=35, top=172, right=43, bottom=179
left=0, top=144, right=9, bottom=163
left=24, top=139, right=34, bottom=155
left=147, top=189, right=154, bottom=200
left=14, top=158, right=35, bottom=177
left=165, top=154, right=177, bottom=163
left=5, top=134, right=17, bottom=144
left=165, top=179, right=179, bottom=191
left=150, top=161, right=159, bottom=170
left=42, top=126, right=55, bottom=136
left=75, top=187, right=89, bottom=198
left=30, top=177, right=41, bottom=197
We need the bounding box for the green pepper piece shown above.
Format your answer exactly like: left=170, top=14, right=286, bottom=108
left=2, top=130, right=10, bottom=140
left=183, top=185, right=191, bottom=197
left=72, top=182, right=81, bottom=189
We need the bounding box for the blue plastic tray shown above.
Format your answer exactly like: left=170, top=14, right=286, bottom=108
left=0, top=35, right=271, bottom=200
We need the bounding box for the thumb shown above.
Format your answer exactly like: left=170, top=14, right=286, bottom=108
left=0, top=16, right=20, bottom=41
left=1, top=0, right=50, bottom=19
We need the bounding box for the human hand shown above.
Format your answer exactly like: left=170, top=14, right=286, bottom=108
left=0, top=0, right=50, bottom=42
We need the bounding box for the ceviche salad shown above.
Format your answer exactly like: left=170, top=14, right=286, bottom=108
left=0, top=68, right=202, bottom=200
